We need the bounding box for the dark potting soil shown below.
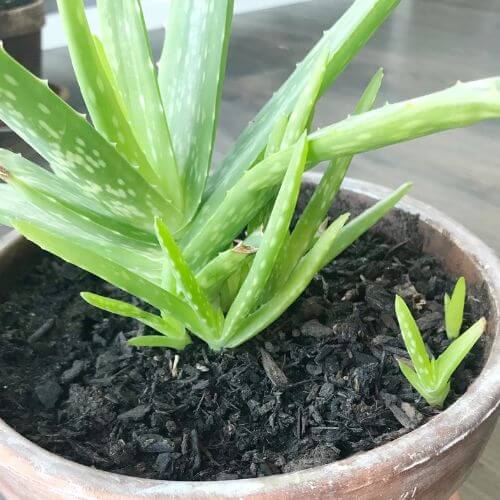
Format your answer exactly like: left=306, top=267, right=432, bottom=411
left=0, top=222, right=488, bottom=481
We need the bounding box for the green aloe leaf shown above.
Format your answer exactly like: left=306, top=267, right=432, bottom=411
left=196, top=231, right=263, bottom=296
left=181, top=145, right=296, bottom=270
left=81, top=292, right=191, bottom=350
left=0, top=150, right=154, bottom=242
left=436, top=317, right=486, bottom=386
left=5, top=173, right=164, bottom=284
left=223, top=134, right=308, bottom=339
left=444, top=276, right=466, bottom=339
left=154, top=218, right=222, bottom=339
left=0, top=46, right=180, bottom=232
left=394, top=295, right=432, bottom=378
left=265, top=115, right=289, bottom=157
left=247, top=116, right=289, bottom=233
left=14, top=220, right=207, bottom=334
left=202, top=0, right=401, bottom=204
left=97, top=0, right=183, bottom=211
left=280, top=50, right=329, bottom=148
left=56, top=0, right=160, bottom=190
left=227, top=213, right=349, bottom=348
left=320, top=182, right=412, bottom=267
left=128, top=335, right=190, bottom=349
left=273, top=68, right=384, bottom=288
left=0, top=183, right=31, bottom=225
left=159, top=0, right=234, bottom=222
left=308, top=78, right=500, bottom=163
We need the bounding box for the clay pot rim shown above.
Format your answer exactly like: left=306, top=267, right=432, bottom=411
left=0, top=174, right=499, bottom=497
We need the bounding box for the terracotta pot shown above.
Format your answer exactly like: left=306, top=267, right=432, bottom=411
left=0, top=175, right=499, bottom=499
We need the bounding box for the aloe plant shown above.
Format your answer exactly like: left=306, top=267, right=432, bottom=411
left=395, top=284, right=486, bottom=407
left=0, top=0, right=499, bottom=351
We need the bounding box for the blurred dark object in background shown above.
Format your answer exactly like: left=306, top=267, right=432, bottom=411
left=0, top=0, right=44, bottom=77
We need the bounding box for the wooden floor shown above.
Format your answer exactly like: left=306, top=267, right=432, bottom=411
left=1, top=0, right=499, bottom=497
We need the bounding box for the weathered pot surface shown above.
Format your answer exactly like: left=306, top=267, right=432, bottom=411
left=1, top=175, right=499, bottom=500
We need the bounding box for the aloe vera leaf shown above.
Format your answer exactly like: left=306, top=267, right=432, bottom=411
left=247, top=116, right=289, bottom=233
left=186, top=76, right=500, bottom=246
left=280, top=50, right=329, bottom=148
left=128, top=335, right=190, bottom=349
left=219, top=258, right=252, bottom=314
left=444, top=276, right=466, bottom=339
left=397, top=359, right=430, bottom=399
left=196, top=231, right=263, bottom=295
left=0, top=183, right=30, bottom=225
left=226, top=213, right=349, bottom=348
left=223, top=134, right=308, bottom=339
left=97, top=0, right=183, bottom=210
left=436, top=317, right=486, bottom=386
left=308, top=78, right=500, bottom=162
left=14, top=219, right=207, bottom=335
left=320, top=182, right=412, bottom=267
left=202, top=0, right=401, bottom=204
left=265, top=115, right=289, bottom=157
left=154, top=218, right=222, bottom=339
left=397, top=358, right=449, bottom=407
left=273, top=69, right=384, bottom=288
left=395, top=295, right=433, bottom=378
left=56, top=0, right=160, bottom=190
left=0, top=150, right=155, bottom=242
left=0, top=46, right=180, bottom=232
left=81, top=292, right=191, bottom=350
left=181, top=146, right=296, bottom=271
left=3, top=170, right=165, bottom=286
left=159, top=0, right=234, bottom=222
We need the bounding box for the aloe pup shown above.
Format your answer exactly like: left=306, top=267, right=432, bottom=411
left=0, top=0, right=499, bottom=351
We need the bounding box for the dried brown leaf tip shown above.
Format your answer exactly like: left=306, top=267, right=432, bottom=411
left=0, top=165, right=10, bottom=181
left=259, top=348, right=288, bottom=388
left=233, top=241, right=258, bottom=254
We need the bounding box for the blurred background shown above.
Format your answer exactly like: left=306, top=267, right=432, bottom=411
left=1, top=1, right=499, bottom=497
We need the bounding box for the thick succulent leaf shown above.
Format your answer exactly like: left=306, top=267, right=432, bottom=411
left=436, top=317, right=486, bottom=386
left=223, top=134, right=308, bottom=339
left=196, top=231, right=263, bottom=296
left=202, top=0, right=401, bottom=204
left=182, top=146, right=296, bottom=270
left=280, top=50, right=328, bottom=149
left=128, top=335, right=190, bottom=349
left=5, top=175, right=165, bottom=283
left=0, top=182, right=40, bottom=226
left=81, top=292, right=191, bottom=350
left=14, top=220, right=206, bottom=334
left=274, top=69, right=384, bottom=288
left=0, top=46, right=179, bottom=232
left=265, top=115, right=289, bottom=157
left=320, top=183, right=412, bottom=267
left=308, top=78, right=500, bottom=162
left=397, top=359, right=429, bottom=399
left=97, top=0, right=183, bottom=210
left=0, top=150, right=154, bottom=242
left=227, top=213, right=349, bottom=348
left=159, top=0, right=234, bottom=222
left=395, top=295, right=432, bottom=378
left=56, top=0, right=160, bottom=189
left=247, top=116, right=288, bottom=233
left=444, top=276, right=466, bottom=339
left=154, top=218, right=222, bottom=338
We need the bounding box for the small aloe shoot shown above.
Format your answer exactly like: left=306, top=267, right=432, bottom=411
left=395, top=294, right=486, bottom=407
left=444, top=276, right=466, bottom=339
left=1, top=0, right=499, bottom=351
